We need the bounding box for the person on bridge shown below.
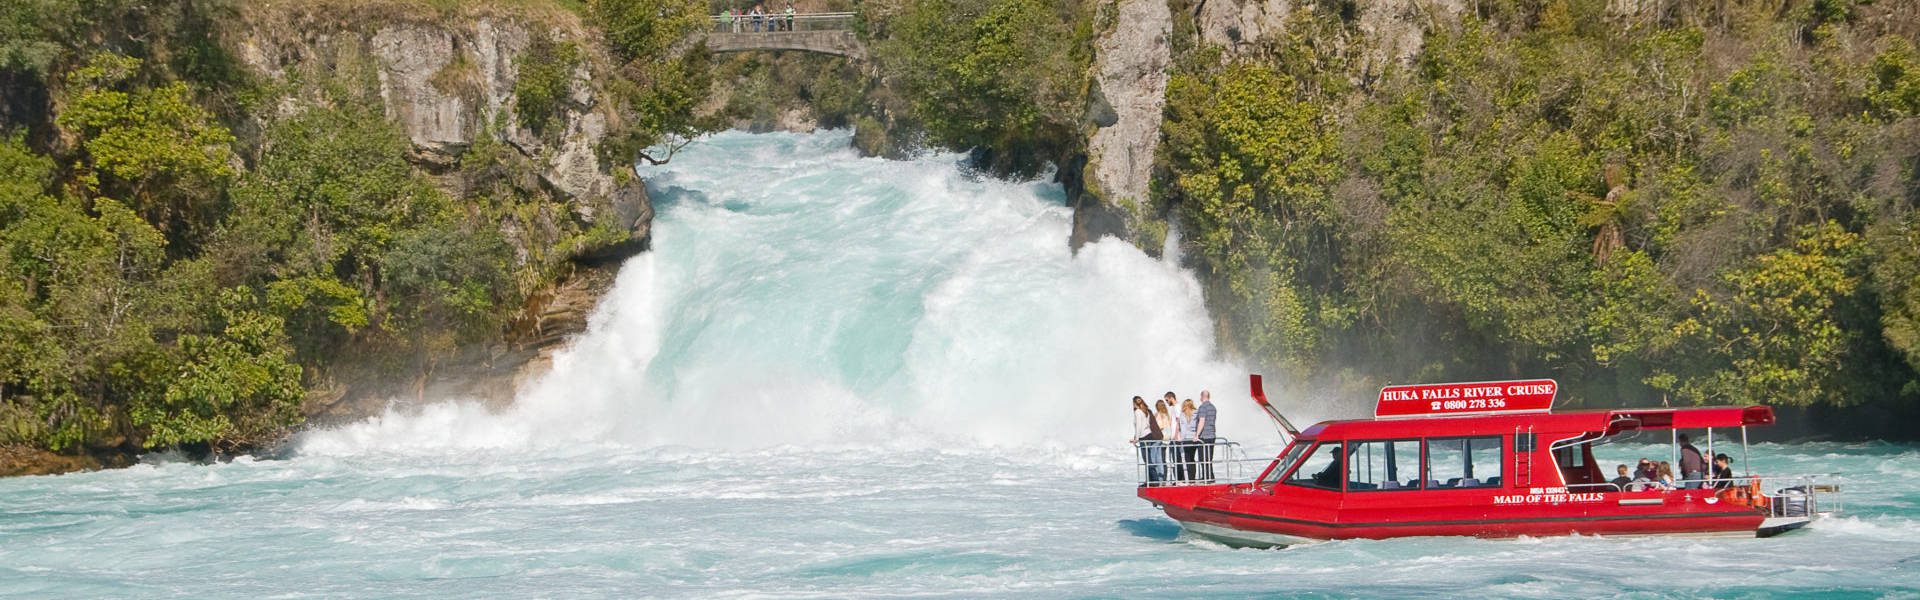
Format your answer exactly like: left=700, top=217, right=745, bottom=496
left=784, top=2, right=796, bottom=31
left=750, top=5, right=764, bottom=33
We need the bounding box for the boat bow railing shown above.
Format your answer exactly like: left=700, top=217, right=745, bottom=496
left=1134, top=439, right=1265, bottom=487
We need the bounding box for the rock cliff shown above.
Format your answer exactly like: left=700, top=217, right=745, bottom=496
left=233, top=2, right=653, bottom=419
left=1076, top=0, right=1174, bottom=252
left=1071, top=0, right=1463, bottom=251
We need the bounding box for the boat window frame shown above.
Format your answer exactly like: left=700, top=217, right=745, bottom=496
left=1343, top=438, right=1425, bottom=492
left=1423, top=435, right=1505, bottom=490
left=1258, top=439, right=1315, bottom=486
left=1280, top=441, right=1345, bottom=492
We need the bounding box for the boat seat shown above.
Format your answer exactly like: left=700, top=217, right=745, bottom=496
left=1459, top=478, right=1480, bottom=487
left=1428, top=480, right=1443, bottom=489
left=1381, top=480, right=1401, bottom=489
left=1486, top=477, right=1501, bottom=486
left=1445, top=478, right=1463, bottom=488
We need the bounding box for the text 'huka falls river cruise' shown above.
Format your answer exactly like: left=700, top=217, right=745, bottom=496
left=1136, top=377, right=1840, bottom=548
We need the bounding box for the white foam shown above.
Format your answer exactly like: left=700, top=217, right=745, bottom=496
left=299, top=131, right=1276, bottom=456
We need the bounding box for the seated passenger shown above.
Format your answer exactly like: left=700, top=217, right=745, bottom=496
left=1610, top=464, right=1632, bottom=490
left=1709, top=454, right=1735, bottom=490
left=1627, top=459, right=1656, bottom=491
left=1655, top=461, right=1678, bottom=490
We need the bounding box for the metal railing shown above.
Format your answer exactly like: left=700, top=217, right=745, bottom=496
left=1135, top=439, right=1266, bottom=487
left=709, top=11, right=856, bottom=33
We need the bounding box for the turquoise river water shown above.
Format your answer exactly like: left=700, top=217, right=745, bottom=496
left=2, top=132, right=1917, bottom=598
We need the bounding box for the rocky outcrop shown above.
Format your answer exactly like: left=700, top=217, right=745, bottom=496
left=1077, top=0, right=1174, bottom=252
left=0, top=444, right=131, bottom=477
left=1193, top=0, right=1291, bottom=51
left=232, top=2, right=654, bottom=421
left=237, top=7, right=646, bottom=235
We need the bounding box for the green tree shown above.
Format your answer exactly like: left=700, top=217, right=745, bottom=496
left=212, top=103, right=436, bottom=359
left=875, top=0, right=1089, bottom=175
left=514, top=38, right=582, bottom=136
left=1159, top=60, right=1341, bottom=369
left=1657, top=223, right=1866, bottom=406
left=591, top=0, right=718, bottom=165
left=380, top=222, right=515, bottom=355
left=135, top=289, right=303, bottom=450
left=55, top=53, right=236, bottom=237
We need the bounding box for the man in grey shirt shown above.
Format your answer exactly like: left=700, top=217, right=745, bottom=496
left=1196, top=390, right=1218, bottom=482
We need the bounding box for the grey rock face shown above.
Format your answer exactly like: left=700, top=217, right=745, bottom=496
left=371, top=26, right=470, bottom=161
left=1082, top=0, right=1167, bottom=248
left=1194, top=0, right=1291, bottom=51
left=234, top=13, right=645, bottom=264
left=1085, top=0, right=1173, bottom=235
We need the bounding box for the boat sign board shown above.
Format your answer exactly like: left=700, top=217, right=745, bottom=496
left=1374, top=379, right=1558, bottom=419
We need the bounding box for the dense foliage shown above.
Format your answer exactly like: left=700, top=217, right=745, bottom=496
left=0, top=0, right=702, bottom=459
left=1152, top=0, right=1920, bottom=426
left=592, top=0, right=722, bottom=165
left=867, top=0, right=1093, bottom=175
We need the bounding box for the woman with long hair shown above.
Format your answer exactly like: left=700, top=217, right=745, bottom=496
left=1132, top=396, right=1165, bottom=484
left=1154, top=399, right=1176, bottom=482
left=1178, top=399, right=1200, bottom=482
left=1656, top=461, right=1678, bottom=491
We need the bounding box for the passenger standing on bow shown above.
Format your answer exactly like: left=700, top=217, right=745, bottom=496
left=1195, top=390, right=1217, bottom=483
left=1177, top=399, right=1199, bottom=482
left=1131, top=396, right=1165, bottom=484
left=1159, top=394, right=1175, bottom=482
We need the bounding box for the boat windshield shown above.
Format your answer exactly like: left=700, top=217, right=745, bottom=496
left=1259, top=440, right=1314, bottom=485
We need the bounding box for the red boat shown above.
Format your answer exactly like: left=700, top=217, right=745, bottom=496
left=1137, top=376, right=1838, bottom=548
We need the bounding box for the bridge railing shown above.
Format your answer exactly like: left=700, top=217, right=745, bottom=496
left=709, top=11, right=856, bottom=33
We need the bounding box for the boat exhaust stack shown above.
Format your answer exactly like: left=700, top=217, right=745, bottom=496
left=1249, top=374, right=1299, bottom=440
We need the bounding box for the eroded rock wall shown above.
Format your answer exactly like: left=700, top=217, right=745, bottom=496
left=1077, top=0, right=1174, bottom=251
left=233, top=3, right=652, bottom=418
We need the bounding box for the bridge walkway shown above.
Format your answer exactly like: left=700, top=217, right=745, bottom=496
left=699, top=12, right=864, bottom=59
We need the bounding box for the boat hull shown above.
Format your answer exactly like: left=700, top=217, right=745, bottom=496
left=1140, top=484, right=1778, bottom=548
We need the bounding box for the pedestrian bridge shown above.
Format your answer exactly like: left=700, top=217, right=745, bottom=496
left=699, top=12, right=865, bottom=60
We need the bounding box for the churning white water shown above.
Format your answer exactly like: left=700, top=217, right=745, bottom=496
left=5, top=132, right=1917, bottom=598
left=300, top=130, right=1276, bottom=455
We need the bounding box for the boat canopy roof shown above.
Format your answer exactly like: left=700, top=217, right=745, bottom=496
left=1297, top=405, right=1776, bottom=441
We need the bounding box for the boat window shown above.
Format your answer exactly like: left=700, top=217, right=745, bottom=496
left=1425, top=436, right=1503, bottom=489
left=1285, top=443, right=1344, bottom=491
left=1347, top=439, right=1422, bottom=491
left=1259, top=442, right=1313, bottom=485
